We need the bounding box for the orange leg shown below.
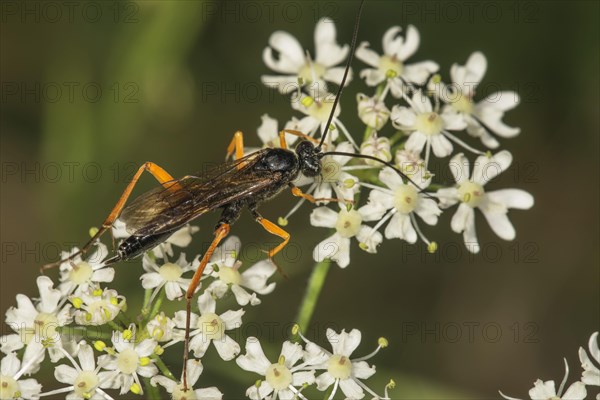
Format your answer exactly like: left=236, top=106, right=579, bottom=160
left=226, top=130, right=245, bottom=161
left=182, top=223, right=230, bottom=391
left=41, top=162, right=178, bottom=271
left=291, top=185, right=353, bottom=204
left=278, top=129, right=319, bottom=150
left=255, top=217, right=290, bottom=259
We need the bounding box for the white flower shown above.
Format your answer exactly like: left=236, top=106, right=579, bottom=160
left=360, top=166, right=441, bottom=246
left=98, top=328, right=159, bottom=395
left=313, top=141, right=360, bottom=203
left=252, top=114, right=302, bottom=150
left=436, top=151, right=534, bottom=253
left=391, top=90, right=467, bottom=165
left=151, top=359, right=223, bottom=400
left=2, top=276, right=72, bottom=363
left=41, top=343, right=115, bottom=400
left=356, top=25, right=438, bottom=97
left=58, top=243, right=114, bottom=297
left=140, top=252, right=196, bottom=301
left=311, top=205, right=382, bottom=268
left=357, top=93, right=390, bottom=130
left=432, top=52, right=521, bottom=148
left=0, top=352, right=42, bottom=400
left=112, top=220, right=199, bottom=259
left=291, top=89, right=355, bottom=146
left=579, top=331, right=600, bottom=387
left=236, top=338, right=315, bottom=400
left=262, top=18, right=351, bottom=94
left=360, top=132, right=392, bottom=165
left=301, top=328, right=388, bottom=400
left=146, top=312, right=178, bottom=343
left=206, top=236, right=277, bottom=307
left=500, top=359, right=587, bottom=400
left=70, top=286, right=125, bottom=326
left=173, top=292, right=243, bottom=361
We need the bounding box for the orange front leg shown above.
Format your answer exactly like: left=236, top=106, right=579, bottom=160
left=290, top=185, right=353, bottom=204
left=226, top=130, right=245, bottom=161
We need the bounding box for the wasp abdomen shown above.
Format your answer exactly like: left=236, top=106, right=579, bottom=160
left=117, top=230, right=175, bottom=261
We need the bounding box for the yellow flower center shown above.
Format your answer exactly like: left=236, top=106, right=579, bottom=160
left=379, top=55, right=403, bottom=78
left=457, top=181, right=485, bottom=207
left=415, top=112, right=444, bottom=136
left=217, top=267, right=241, bottom=286
left=451, top=93, right=474, bottom=114
left=172, top=384, right=198, bottom=400
left=34, top=312, right=59, bottom=341
left=69, top=262, right=93, bottom=284
left=0, top=375, right=19, bottom=399
left=298, top=62, right=326, bottom=84
left=393, top=185, right=419, bottom=214
left=265, top=363, right=293, bottom=390
left=305, top=97, right=336, bottom=122
left=197, top=313, right=225, bottom=341
left=327, top=354, right=353, bottom=380
left=158, top=263, right=183, bottom=282
left=335, top=209, right=362, bottom=238
left=73, top=371, right=99, bottom=397
left=116, top=348, right=139, bottom=375
left=85, top=299, right=114, bottom=324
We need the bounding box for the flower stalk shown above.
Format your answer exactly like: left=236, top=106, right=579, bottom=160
left=294, top=260, right=331, bottom=340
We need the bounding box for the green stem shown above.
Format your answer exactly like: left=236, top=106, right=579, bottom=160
left=57, top=326, right=113, bottom=341
left=143, top=377, right=161, bottom=400
left=148, top=290, right=165, bottom=322
left=141, top=288, right=152, bottom=318
left=108, top=321, right=123, bottom=332
left=152, top=354, right=177, bottom=381
left=294, top=260, right=331, bottom=338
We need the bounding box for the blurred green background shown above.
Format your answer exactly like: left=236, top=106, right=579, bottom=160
left=1, top=0, right=598, bottom=398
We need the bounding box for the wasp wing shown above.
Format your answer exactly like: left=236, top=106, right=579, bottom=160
left=120, top=150, right=272, bottom=236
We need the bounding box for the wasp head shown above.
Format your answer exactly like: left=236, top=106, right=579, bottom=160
left=295, top=140, right=321, bottom=177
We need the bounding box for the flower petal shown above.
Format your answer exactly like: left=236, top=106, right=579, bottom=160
left=451, top=204, right=480, bottom=253
left=485, top=189, right=534, bottom=210
left=236, top=337, right=270, bottom=375
left=339, top=378, right=365, bottom=399
left=314, top=18, right=349, bottom=67
left=397, top=25, right=420, bottom=61
left=480, top=207, right=516, bottom=241
left=449, top=153, right=470, bottom=184
left=213, top=334, right=240, bottom=361
left=355, top=42, right=380, bottom=68
left=198, top=291, right=216, bottom=315
left=352, top=361, right=376, bottom=379
left=327, top=328, right=361, bottom=357
left=264, top=31, right=305, bottom=73
left=472, top=150, right=512, bottom=185
left=403, top=60, right=439, bottom=85
left=310, top=207, right=338, bottom=228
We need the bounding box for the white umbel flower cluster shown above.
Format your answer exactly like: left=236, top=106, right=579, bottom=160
left=260, top=19, right=533, bottom=265
left=0, top=11, right=545, bottom=400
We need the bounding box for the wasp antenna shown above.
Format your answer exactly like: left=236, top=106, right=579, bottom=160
left=317, top=0, right=365, bottom=151
left=321, top=151, right=437, bottom=200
